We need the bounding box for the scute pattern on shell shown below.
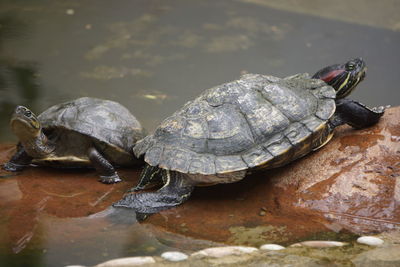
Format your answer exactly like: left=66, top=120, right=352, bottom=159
left=38, top=97, right=144, bottom=152
left=133, top=73, right=336, bottom=176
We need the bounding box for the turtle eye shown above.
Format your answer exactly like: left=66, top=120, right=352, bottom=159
left=346, top=62, right=355, bottom=71
left=25, top=111, right=32, bottom=118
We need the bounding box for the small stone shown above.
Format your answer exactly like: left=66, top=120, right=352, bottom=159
left=95, top=257, right=155, bottom=267
left=290, top=240, right=348, bottom=248
left=161, top=251, right=188, bottom=262
left=260, top=244, right=285, bottom=250
left=85, top=24, right=92, bottom=30
left=66, top=9, right=75, bottom=15
left=357, top=236, right=384, bottom=246
left=259, top=211, right=266, bottom=216
left=191, top=246, right=258, bottom=258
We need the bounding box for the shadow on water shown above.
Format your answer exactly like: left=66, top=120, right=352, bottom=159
left=0, top=0, right=399, bottom=266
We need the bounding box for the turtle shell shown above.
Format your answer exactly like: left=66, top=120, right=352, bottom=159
left=38, top=97, right=145, bottom=157
left=134, top=73, right=336, bottom=176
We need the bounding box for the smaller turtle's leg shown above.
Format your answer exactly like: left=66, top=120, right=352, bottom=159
left=129, top=164, right=163, bottom=192
left=331, top=99, right=386, bottom=129
left=88, top=147, right=121, bottom=184
left=113, top=170, right=194, bottom=216
left=3, top=144, right=33, bottom=172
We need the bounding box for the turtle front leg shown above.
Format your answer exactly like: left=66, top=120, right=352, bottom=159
left=88, top=147, right=121, bottom=184
left=2, top=144, right=33, bottom=172
left=330, top=99, right=386, bottom=129
left=113, top=170, right=194, bottom=216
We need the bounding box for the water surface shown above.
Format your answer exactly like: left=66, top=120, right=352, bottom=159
left=0, top=0, right=399, bottom=142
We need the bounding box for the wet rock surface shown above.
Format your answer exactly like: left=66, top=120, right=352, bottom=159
left=0, top=146, right=137, bottom=254
left=144, top=107, right=400, bottom=245
left=0, top=108, right=399, bottom=267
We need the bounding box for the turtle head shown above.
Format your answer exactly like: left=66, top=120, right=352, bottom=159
left=10, top=106, right=42, bottom=141
left=312, top=58, right=366, bottom=99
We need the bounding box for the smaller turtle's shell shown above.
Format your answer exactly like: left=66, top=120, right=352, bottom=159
left=39, top=97, right=145, bottom=154
left=134, top=73, right=336, bottom=178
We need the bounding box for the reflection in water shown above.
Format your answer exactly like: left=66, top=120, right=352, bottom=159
left=0, top=15, right=41, bottom=141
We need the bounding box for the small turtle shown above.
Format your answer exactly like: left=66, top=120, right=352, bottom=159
left=3, top=97, right=145, bottom=183
left=114, top=58, right=386, bottom=216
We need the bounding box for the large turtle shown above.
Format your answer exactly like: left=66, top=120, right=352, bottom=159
left=3, top=97, right=145, bottom=183
left=114, top=58, right=386, bottom=215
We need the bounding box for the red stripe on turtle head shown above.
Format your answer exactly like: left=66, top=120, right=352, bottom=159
left=319, top=69, right=345, bottom=83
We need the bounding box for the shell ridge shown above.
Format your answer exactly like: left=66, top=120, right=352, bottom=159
left=186, top=153, right=217, bottom=175
left=205, top=102, right=255, bottom=155
left=258, top=85, right=296, bottom=124
left=235, top=105, right=257, bottom=145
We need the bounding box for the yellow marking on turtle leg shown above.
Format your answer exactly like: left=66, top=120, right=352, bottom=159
left=160, top=170, right=171, bottom=190
left=313, top=132, right=334, bottom=151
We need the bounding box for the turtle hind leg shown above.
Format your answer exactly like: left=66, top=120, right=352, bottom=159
left=88, top=147, right=121, bottom=184
left=129, top=164, right=164, bottom=192
left=113, top=170, right=194, bottom=215
left=331, top=99, right=386, bottom=129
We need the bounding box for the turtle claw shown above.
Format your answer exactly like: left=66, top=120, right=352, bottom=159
left=2, top=162, right=26, bottom=172
left=372, top=105, right=389, bottom=114
left=127, top=185, right=144, bottom=193
left=99, top=173, right=122, bottom=184
left=135, top=212, right=149, bottom=222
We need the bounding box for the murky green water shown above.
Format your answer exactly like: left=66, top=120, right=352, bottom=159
left=1, top=0, right=399, bottom=142
left=0, top=0, right=399, bottom=266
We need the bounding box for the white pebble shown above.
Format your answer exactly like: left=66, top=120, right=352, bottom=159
left=290, top=241, right=348, bottom=248
left=95, top=256, right=155, bottom=267
left=357, top=236, right=384, bottom=246
left=191, top=246, right=258, bottom=258
left=260, top=244, right=285, bottom=250
left=161, top=251, right=188, bottom=262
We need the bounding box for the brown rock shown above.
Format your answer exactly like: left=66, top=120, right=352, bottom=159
left=0, top=144, right=139, bottom=253
left=0, top=143, right=224, bottom=256
left=0, top=107, right=399, bottom=254
left=144, top=107, right=400, bottom=245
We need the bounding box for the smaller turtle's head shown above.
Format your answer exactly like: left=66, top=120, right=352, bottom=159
left=312, top=58, right=366, bottom=99
left=10, top=106, right=41, bottom=141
